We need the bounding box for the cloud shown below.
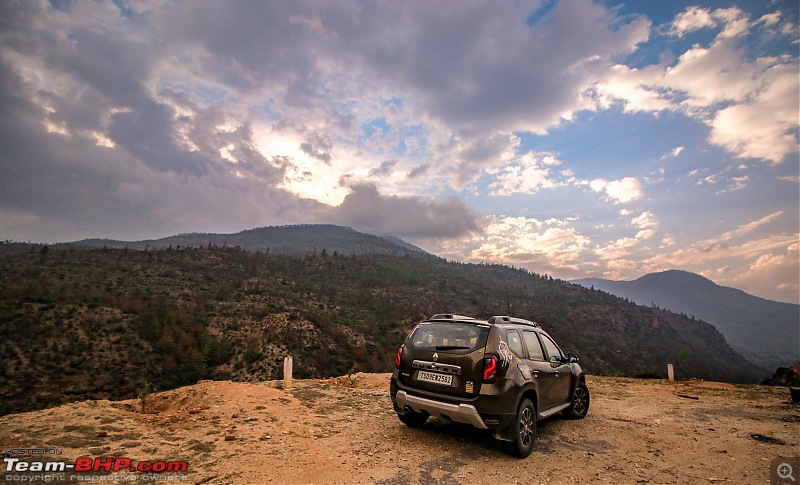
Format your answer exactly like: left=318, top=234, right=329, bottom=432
left=631, top=211, right=658, bottom=239
left=595, top=5, right=798, bottom=164
left=716, top=211, right=783, bottom=242
left=323, top=184, right=482, bottom=239
left=668, top=6, right=717, bottom=36
left=708, top=64, right=799, bottom=164
left=407, top=164, right=430, bottom=179
left=488, top=152, right=563, bottom=196
left=588, top=177, right=643, bottom=204
left=732, top=242, right=799, bottom=304
left=670, top=146, right=684, bottom=157
left=593, top=64, right=676, bottom=114
left=594, top=237, right=639, bottom=261
left=434, top=216, right=590, bottom=274
left=592, top=210, right=658, bottom=260
left=299, top=132, right=333, bottom=165
left=369, top=160, right=399, bottom=178
left=645, top=229, right=796, bottom=271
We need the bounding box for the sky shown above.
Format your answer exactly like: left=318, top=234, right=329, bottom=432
left=1, top=0, right=798, bottom=303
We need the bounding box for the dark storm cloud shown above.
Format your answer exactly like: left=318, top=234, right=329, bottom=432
left=325, top=184, right=482, bottom=239
left=336, top=0, right=648, bottom=133
left=0, top=58, right=152, bottom=239
left=152, top=0, right=649, bottom=133
left=107, top=101, right=210, bottom=175
left=0, top=0, right=650, bottom=242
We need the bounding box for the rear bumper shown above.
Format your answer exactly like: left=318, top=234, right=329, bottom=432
left=394, top=390, right=489, bottom=429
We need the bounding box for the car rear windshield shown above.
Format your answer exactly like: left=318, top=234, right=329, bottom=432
left=409, top=322, right=490, bottom=353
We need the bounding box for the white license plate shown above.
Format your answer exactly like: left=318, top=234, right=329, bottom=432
left=417, top=370, right=453, bottom=386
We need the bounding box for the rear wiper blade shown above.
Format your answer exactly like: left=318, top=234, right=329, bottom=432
left=435, top=345, right=471, bottom=350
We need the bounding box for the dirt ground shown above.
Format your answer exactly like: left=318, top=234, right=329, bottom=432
left=1, top=374, right=798, bottom=484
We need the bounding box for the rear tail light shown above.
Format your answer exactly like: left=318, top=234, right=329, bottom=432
left=482, top=354, right=498, bottom=383
left=395, top=345, right=404, bottom=369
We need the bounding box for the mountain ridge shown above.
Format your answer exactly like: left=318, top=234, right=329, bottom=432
left=572, top=270, right=799, bottom=370
left=0, top=245, right=765, bottom=416
left=63, top=224, right=431, bottom=257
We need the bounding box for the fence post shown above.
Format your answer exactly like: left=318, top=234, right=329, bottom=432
left=283, top=356, right=293, bottom=390
left=667, top=363, right=675, bottom=382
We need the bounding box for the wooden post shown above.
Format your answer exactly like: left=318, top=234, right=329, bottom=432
left=667, top=363, right=675, bottom=382
left=283, top=356, right=293, bottom=390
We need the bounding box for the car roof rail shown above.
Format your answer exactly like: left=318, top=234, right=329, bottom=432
left=488, top=315, right=540, bottom=327
left=428, top=313, right=476, bottom=321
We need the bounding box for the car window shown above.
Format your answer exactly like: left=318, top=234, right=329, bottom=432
left=540, top=334, right=563, bottom=360
left=523, top=331, right=545, bottom=361
left=505, top=329, right=524, bottom=357
left=409, top=323, right=489, bottom=352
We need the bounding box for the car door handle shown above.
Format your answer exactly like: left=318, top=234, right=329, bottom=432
left=532, top=370, right=539, bottom=378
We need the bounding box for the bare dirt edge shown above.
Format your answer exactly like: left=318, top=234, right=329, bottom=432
left=1, top=374, right=797, bottom=484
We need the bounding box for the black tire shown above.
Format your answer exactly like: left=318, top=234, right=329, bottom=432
left=510, top=398, right=536, bottom=458
left=564, top=381, right=590, bottom=419
left=397, top=410, right=428, bottom=428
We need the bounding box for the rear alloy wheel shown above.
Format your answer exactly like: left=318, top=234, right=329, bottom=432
left=564, top=381, right=590, bottom=419
left=511, top=398, right=536, bottom=457
left=397, top=410, right=428, bottom=428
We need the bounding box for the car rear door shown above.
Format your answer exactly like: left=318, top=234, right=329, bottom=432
left=399, top=321, right=490, bottom=398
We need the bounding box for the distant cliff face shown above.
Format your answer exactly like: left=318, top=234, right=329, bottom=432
left=573, top=270, right=800, bottom=371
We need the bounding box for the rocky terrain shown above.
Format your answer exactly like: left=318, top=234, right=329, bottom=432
left=1, top=374, right=797, bottom=484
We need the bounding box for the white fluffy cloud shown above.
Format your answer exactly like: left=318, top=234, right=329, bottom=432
left=668, top=6, right=717, bottom=36
left=488, top=153, right=564, bottom=196
left=588, top=177, right=643, bottom=204
left=708, top=64, right=799, bottom=164
left=435, top=215, right=589, bottom=274
left=595, top=5, right=798, bottom=164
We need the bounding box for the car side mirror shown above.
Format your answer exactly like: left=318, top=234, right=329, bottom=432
left=549, top=355, right=561, bottom=365
left=567, top=352, right=579, bottom=364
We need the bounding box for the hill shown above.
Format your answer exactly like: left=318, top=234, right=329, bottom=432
left=0, top=246, right=765, bottom=416
left=572, top=270, right=800, bottom=371
left=25, top=224, right=429, bottom=257
left=0, top=375, right=795, bottom=484
left=0, top=225, right=429, bottom=258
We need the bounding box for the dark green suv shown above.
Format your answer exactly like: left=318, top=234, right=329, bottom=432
left=390, top=314, right=589, bottom=457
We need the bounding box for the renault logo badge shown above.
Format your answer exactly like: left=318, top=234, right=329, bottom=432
left=432, top=353, right=438, bottom=362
